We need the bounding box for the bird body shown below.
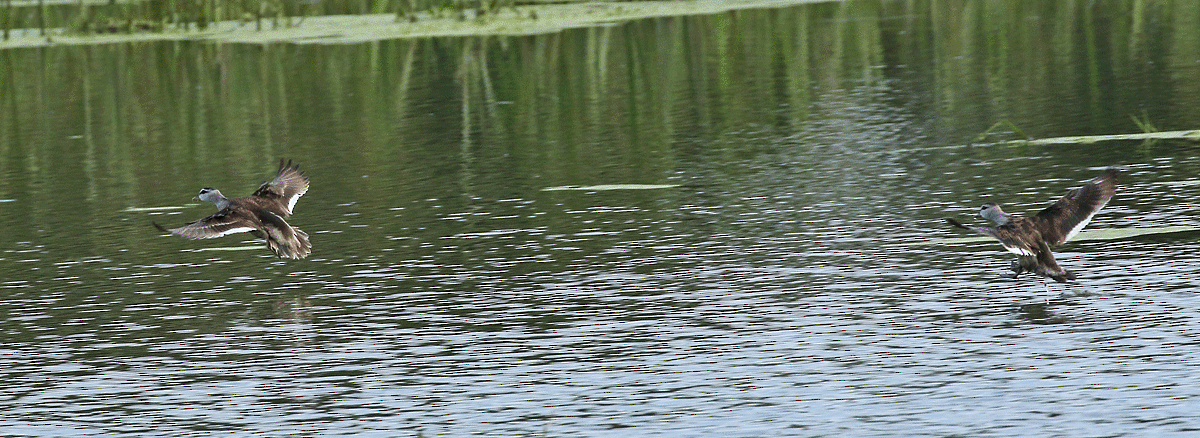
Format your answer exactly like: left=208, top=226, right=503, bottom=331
left=164, top=160, right=311, bottom=259
left=947, top=168, right=1118, bottom=282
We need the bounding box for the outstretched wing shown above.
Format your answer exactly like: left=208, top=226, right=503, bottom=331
left=251, top=159, right=310, bottom=216
left=946, top=218, right=1035, bottom=256
left=167, top=209, right=258, bottom=239
left=1033, top=168, right=1118, bottom=245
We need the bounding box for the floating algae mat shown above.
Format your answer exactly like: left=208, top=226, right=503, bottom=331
left=0, top=0, right=831, bottom=48
left=892, top=226, right=1200, bottom=247
left=986, top=129, right=1200, bottom=146
left=123, top=205, right=197, bottom=212
left=189, top=246, right=267, bottom=252
left=542, top=184, right=680, bottom=191
left=1020, top=130, right=1200, bottom=145
left=1150, top=180, right=1200, bottom=186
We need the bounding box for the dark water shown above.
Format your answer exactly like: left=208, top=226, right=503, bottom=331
left=3, top=1, right=1200, bottom=436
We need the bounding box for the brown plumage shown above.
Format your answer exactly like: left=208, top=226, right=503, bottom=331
left=947, top=167, right=1118, bottom=282
left=163, top=159, right=311, bottom=259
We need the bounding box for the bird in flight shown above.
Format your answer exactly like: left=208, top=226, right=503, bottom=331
left=161, top=159, right=311, bottom=259
left=947, top=168, right=1118, bottom=282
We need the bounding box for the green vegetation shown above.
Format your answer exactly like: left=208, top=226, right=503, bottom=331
left=542, top=184, right=681, bottom=191
left=0, top=0, right=829, bottom=45
left=971, top=120, right=1028, bottom=144
left=973, top=119, right=1199, bottom=147
left=999, top=130, right=1200, bottom=146
left=2, top=0, right=511, bottom=37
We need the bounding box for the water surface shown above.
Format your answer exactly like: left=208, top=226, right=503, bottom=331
left=2, top=1, right=1200, bottom=436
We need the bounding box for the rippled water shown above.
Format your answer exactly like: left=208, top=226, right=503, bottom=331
left=9, top=141, right=1200, bottom=436
left=4, top=1, right=1200, bottom=436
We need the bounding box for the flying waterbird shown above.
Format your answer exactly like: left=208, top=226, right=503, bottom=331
left=946, top=167, right=1118, bottom=282
left=159, top=159, right=311, bottom=259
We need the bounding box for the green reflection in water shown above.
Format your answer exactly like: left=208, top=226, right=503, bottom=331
left=0, top=0, right=1197, bottom=263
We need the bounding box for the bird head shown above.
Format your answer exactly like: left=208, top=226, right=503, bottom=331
left=978, top=203, right=1010, bottom=225
left=195, top=187, right=223, bottom=203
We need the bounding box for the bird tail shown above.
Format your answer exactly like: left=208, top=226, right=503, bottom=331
left=266, top=226, right=311, bottom=259
left=292, top=227, right=311, bottom=259
left=945, top=218, right=971, bottom=230
left=258, top=211, right=311, bottom=259
left=1050, top=270, right=1077, bottom=283
left=1034, top=240, right=1075, bottom=283
left=1042, top=268, right=1076, bottom=283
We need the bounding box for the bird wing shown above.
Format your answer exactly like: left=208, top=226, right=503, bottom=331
left=251, top=159, right=310, bottom=216
left=946, top=218, right=1035, bottom=256
left=1033, top=168, right=1118, bottom=245
left=167, top=209, right=259, bottom=239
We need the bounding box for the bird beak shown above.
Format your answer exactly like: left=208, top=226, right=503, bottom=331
left=192, top=196, right=200, bottom=202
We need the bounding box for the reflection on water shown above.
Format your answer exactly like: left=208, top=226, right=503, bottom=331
left=3, top=0, right=1200, bottom=436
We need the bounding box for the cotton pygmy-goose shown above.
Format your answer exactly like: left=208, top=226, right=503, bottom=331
left=162, top=159, right=311, bottom=259
left=946, top=167, right=1118, bottom=282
